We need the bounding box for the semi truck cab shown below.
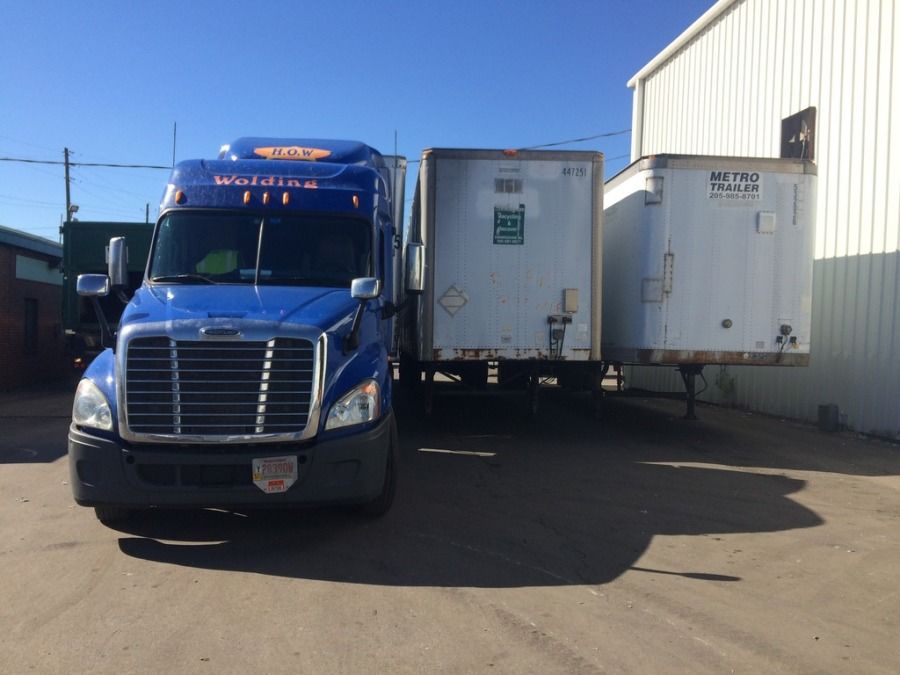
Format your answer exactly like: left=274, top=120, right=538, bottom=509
left=68, top=138, right=408, bottom=522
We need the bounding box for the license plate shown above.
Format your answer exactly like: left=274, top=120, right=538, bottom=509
left=251, top=455, right=298, bottom=494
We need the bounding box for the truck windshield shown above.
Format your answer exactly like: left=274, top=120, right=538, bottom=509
left=149, top=211, right=372, bottom=287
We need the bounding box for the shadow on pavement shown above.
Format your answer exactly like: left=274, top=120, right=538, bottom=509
left=0, top=380, right=73, bottom=464
left=115, top=387, right=828, bottom=587
left=598, top=391, right=900, bottom=477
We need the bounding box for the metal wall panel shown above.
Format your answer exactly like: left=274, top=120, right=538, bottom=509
left=628, top=0, right=900, bottom=439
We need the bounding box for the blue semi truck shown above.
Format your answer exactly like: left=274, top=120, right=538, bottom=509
left=68, top=138, right=415, bottom=523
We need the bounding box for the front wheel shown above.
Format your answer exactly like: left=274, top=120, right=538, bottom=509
left=358, top=416, right=398, bottom=517
left=94, top=506, right=134, bottom=525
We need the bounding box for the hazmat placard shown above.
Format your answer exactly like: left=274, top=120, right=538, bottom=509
left=493, top=206, right=525, bottom=245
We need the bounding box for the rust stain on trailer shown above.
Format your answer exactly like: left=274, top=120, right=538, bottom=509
left=629, top=349, right=810, bottom=366
left=432, top=348, right=501, bottom=360
left=431, top=348, right=560, bottom=361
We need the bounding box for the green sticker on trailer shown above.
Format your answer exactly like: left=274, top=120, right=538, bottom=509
left=493, top=206, right=525, bottom=245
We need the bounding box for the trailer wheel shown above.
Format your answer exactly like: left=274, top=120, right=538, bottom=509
left=498, top=362, right=528, bottom=389
left=460, top=362, right=488, bottom=389
left=558, top=367, right=590, bottom=391
left=94, top=506, right=133, bottom=525
left=358, top=416, right=398, bottom=517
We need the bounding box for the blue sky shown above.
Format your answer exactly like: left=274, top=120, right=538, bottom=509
left=0, top=0, right=711, bottom=239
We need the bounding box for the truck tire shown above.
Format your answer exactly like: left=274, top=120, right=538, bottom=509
left=359, top=416, right=398, bottom=517
left=94, top=506, right=134, bottom=524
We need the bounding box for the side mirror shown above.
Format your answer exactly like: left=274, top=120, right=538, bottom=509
left=351, top=277, right=382, bottom=301
left=108, top=236, right=128, bottom=288
left=405, top=243, right=424, bottom=295
left=76, top=274, right=110, bottom=297
left=76, top=274, right=115, bottom=350
left=344, top=278, right=382, bottom=354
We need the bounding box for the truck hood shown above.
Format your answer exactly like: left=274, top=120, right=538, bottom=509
left=122, top=284, right=358, bottom=333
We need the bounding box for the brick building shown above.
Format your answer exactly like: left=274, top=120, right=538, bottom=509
left=0, top=224, right=67, bottom=390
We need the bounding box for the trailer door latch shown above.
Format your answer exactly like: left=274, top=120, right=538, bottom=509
left=663, top=252, right=674, bottom=294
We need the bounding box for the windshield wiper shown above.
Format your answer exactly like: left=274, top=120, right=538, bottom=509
left=257, top=276, right=349, bottom=287
left=150, top=274, right=216, bottom=284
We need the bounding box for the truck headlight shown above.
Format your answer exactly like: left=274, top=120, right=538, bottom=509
left=325, top=379, right=380, bottom=430
left=72, top=379, right=114, bottom=431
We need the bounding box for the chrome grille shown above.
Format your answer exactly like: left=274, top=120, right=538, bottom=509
left=125, top=337, right=314, bottom=436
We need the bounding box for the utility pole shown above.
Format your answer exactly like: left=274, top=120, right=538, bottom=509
left=64, top=147, right=71, bottom=222
left=145, top=203, right=150, bottom=223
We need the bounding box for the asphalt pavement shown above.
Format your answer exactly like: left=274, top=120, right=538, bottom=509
left=1, top=380, right=898, bottom=674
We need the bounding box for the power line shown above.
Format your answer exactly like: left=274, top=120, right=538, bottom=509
left=6, top=162, right=63, bottom=180
left=0, top=202, right=58, bottom=212
left=401, top=128, right=632, bottom=163
left=0, top=134, right=61, bottom=153
left=0, top=156, right=171, bottom=170
left=3, top=131, right=631, bottom=170
left=517, top=128, right=631, bottom=150
left=0, top=193, right=60, bottom=207
left=72, top=169, right=155, bottom=205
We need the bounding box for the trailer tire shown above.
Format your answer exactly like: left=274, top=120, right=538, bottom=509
left=94, top=506, right=134, bottom=525
left=558, top=367, right=590, bottom=391
left=358, top=416, right=398, bottom=517
left=498, top=362, right=528, bottom=389
left=460, top=362, right=488, bottom=389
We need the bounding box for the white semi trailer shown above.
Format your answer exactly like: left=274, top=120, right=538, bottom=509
left=602, top=154, right=817, bottom=417
left=400, top=148, right=604, bottom=413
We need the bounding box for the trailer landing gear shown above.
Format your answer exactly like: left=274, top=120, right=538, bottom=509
left=677, top=365, right=704, bottom=420
left=590, top=363, right=609, bottom=417
left=424, top=367, right=435, bottom=416
left=527, top=374, right=540, bottom=417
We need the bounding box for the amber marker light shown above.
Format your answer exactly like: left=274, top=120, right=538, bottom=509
left=243, top=191, right=252, bottom=204
left=502, top=149, right=518, bottom=157
left=262, top=191, right=270, bottom=205
left=352, top=194, right=359, bottom=208
left=175, top=190, right=186, bottom=204
left=282, top=192, right=290, bottom=205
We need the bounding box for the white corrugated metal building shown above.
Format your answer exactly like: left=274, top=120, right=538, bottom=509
left=623, top=0, right=899, bottom=439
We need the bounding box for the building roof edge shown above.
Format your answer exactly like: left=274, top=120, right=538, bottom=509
left=627, top=0, right=739, bottom=88
left=0, top=224, right=62, bottom=258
